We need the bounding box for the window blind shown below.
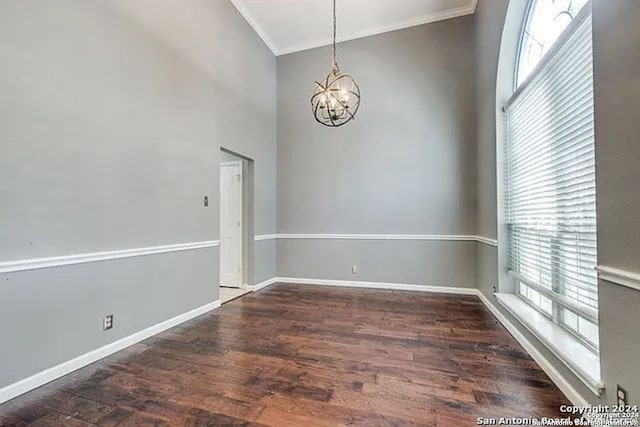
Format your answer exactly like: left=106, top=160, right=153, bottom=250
left=504, top=13, right=598, bottom=334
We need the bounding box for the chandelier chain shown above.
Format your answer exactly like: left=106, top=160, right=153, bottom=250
left=332, top=0, right=337, bottom=69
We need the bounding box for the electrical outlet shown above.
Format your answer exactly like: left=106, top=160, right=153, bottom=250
left=493, top=286, right=497, bottom=293
left=103, top=314, right=113, bottom=331
left=203, top=196, right=209, bottom=207
left=617, top=385, right=628, bottom=406
left=352, top=265, right=357, bottom=274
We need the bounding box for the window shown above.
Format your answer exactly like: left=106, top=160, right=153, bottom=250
left=504, top=0, right=598, bottom=354
left=516, top=0, right=590, bottom=87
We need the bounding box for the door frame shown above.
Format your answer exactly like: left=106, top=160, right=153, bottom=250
left=219, top=160, right=245, bottom=289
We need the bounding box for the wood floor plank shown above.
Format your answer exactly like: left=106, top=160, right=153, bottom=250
left=0, top=284, right=570, bottom=426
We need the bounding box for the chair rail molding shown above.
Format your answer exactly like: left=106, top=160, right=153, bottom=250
left=275, top=233, right=498, bottom=245
left=0, top=241, right=220, bottom=274
left=596, top=265, right=640, bottom=292
left=254, top=234, right=277, bottom=241
left=0, top=234, right=499, bottom=275
left=475, top=235, right=498, bottom=246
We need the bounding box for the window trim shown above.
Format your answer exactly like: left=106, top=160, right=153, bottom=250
left=496, top=293, right=604, bottom=396
left=514, top=274, right=600, bottom=353
left=509, top=270, right=599, bottom=325
left=513, top=0, right=537, bottom=91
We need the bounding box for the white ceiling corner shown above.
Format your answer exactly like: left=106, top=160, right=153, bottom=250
left=230, top=0, right=478, bottom=56
left=229, top=0, right=280, bottom=54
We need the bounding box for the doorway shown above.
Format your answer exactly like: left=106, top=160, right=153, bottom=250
left=219, top=150, right=252, bottom=304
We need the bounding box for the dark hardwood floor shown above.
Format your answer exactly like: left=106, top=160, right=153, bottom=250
left=0, top=283, right=570, bottom=426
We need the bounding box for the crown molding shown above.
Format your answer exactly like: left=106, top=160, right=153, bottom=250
left=229, top=0, right=279, bottom=55
left=230, top=1, right=478, bottom=57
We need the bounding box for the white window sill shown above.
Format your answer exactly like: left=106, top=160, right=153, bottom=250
left=495, top=293, right=604, bottom=396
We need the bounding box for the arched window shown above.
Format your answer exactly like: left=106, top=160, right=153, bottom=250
left=516, top=0, right=589, bottom=86
left=500, top=0, right=601, bottom=391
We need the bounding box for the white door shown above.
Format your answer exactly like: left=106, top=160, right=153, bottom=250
left=219, top=161, right=243, bottom=287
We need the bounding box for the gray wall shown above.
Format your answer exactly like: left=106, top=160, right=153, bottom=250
left=474, top=0, right=509, bottom=301
left=592, top=0, right=640, bottom=404
left=475, top=0, right=640, bottom=405
left=0, top=0, right=276, bottom=389
left=277, top=239, right=476, bottom=287
left=276, top=17, right=478, bottom=287
left=254, top=240, right=277, bottom=284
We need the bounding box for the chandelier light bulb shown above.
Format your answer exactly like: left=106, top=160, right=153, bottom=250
left=340, top=88, right=349, bottom=102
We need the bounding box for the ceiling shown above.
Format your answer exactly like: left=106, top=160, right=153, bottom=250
left=230, top=0, right=478, bottom=56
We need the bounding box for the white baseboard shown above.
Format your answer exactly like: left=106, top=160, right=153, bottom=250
left=221, top=283, right=250, bottom=291
left=0, top=299, right=221, bottom=404
left=476, top=291, right=590, bottom=407
left=276, top=277, right=478, bottom=295
left=249, top=277, right=278, bottom=292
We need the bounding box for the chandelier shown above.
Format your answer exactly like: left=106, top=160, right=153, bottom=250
left=310, top=0, right=361, bottom=127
